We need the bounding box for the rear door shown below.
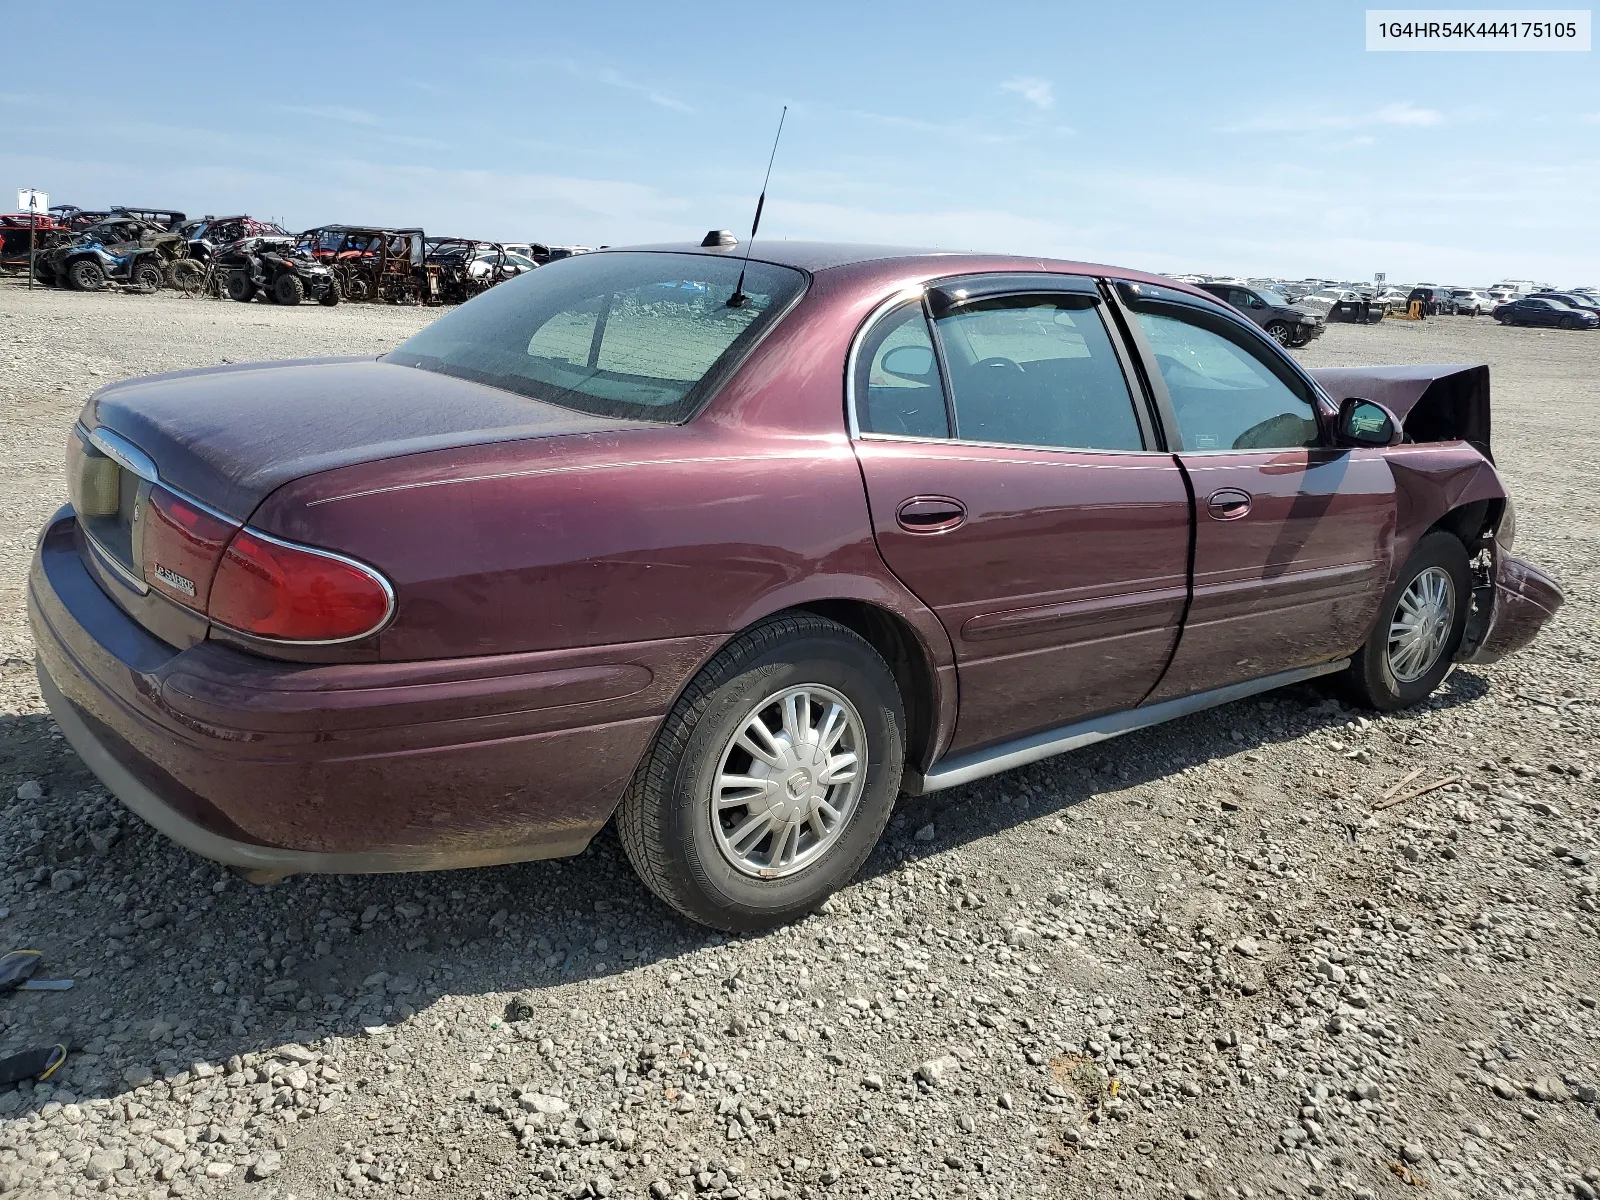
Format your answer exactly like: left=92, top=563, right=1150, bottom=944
left=851, top=275, right=1191, bottom=755
left=1111, top=281, right=1397, bottom=700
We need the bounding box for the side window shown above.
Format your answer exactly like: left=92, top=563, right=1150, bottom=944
left=931, top=296, right=1144, bottom=451
left=1131, top=308, right=1320, bottom=451
left=855, top=303, right=950, bottom=438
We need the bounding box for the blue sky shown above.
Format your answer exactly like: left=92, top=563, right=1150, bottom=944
left=4, top=0, right=1596, bottom=284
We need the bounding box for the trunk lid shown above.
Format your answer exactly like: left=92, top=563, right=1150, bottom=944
left=73, top=356, right=641, bottom=636
left=84, top=356, right=639, bottom=520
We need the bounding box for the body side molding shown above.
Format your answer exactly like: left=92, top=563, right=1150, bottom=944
left=904, top=659, right=1348, bottom=794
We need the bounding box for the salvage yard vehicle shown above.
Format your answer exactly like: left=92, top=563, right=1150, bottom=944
left=0, top=212, right=72, bottom=274
left=1492, top=296, right=1599, bottom=329
left=1450, top=289, right=1495, bottom=316
left=1195, top=281, right=1324, bottom=346
left=214, top=235, right=340, bottom=306
left=45, top=231, right=167, bottom=293
left=178, top=215, right=289, bottom=264
left=299, top=224, right=430, bottom=303
left=29, top=238, right=1562, bottom=931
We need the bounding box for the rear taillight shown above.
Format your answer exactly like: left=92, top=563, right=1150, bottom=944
left=208, top=529, right=393, bottom=643
left=142, top=487, right=235, bottom=609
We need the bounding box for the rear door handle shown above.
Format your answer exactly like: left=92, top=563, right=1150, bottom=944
left=896, top=496, right=966, bottom=533
left=1206, top=488, right=1252, bottom=520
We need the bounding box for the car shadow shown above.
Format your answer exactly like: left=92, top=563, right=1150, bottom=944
left=0, top=666, right=1492, bottom=1119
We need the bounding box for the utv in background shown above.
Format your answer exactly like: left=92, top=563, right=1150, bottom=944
left=298, top=225, right=430, bottom=304
left=214, top=236, right=340, bottom=306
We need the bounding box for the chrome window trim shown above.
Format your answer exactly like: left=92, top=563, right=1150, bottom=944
left=209, top=526, right=397, bottom=647
left=845, top=285, right=1168, bottom=457
left=845, top=287, right=927, bottom=441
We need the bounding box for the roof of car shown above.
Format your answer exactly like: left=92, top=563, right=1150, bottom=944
left=598, top=239, right=1193, bottom=294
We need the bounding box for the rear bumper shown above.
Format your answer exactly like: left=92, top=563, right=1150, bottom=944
left=29, top=509, right=713, bottom=875
left=1460, top=550, right=1563, bottom=666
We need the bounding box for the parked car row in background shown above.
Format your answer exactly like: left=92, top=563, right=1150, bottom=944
left=1170, top=270, right=1598, bottom=332
left=0, top=202, right=593, bottom=307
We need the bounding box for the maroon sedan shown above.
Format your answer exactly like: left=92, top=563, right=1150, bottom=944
left=30, top=238, right=1561, bottom=930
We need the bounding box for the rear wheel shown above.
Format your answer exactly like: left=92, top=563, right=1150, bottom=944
left=166, top=259, right=204, bottom=294
left=273, top=273, right=305, bottom=306
left=1338, top=531, right=1470, bottom=711
left=317, top=277, right=340, bottom=306
left=618, top=613, right=905, bottom=932
left=226, top=271, right=256, bottom=302
left=132, top=260, right=165, bottom=293
left=68, top=259, right=106, bottom=292
left=1265, top=321, right=1291, bottom=346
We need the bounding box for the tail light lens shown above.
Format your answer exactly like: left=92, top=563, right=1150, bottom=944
left=141, top=487, right=235, bottom=609
left=209, top=529, right=393, bottom=643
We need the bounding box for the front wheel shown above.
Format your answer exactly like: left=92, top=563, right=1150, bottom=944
left=1265, top=321, right=1291, bottom=346
left=132, top=260, right=164, bottom=293
left=618, top=613, right=906, bottom=932
left=226, top=271, right=256, bottom=302
left=68, top=259, right=106, bottom=291
left=1560, top=315, right=1580, bottom=330
left=273, top=272, right=305, bottom=306
left=1338, top=531, right=1470, bottom=711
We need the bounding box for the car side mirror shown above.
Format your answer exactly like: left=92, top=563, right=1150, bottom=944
left=881, top=344, right=935, bottom=381
left=1336, top=397, right=1401, bottom=447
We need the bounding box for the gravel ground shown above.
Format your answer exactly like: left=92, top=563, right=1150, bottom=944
left=1, top=283, right=1597, bottom=1200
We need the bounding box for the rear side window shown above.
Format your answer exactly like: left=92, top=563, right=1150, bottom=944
left=855, top=303, right=950, bottom=438
left=933, top=297, right=1145, bottom=451
left=387, top=251, right=806, bottom=422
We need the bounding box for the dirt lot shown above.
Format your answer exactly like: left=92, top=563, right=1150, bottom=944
left=1, top=284, right=1597, bottom=1200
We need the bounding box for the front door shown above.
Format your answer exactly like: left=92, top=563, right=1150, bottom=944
left=1113, top=284, right=1397, bottom=701
left=851, top=279, right=1192, bottom=755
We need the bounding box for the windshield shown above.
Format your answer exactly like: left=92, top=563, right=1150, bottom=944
left=386, top=251, right=806, bottom=423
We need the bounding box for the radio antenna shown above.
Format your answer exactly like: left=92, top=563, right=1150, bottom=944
left=727, top=105, right=787, bottom=309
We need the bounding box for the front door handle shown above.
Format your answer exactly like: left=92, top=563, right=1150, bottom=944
left=896, top=496, right=967, bottom=533
left=1206, top=488, right=1252, bottom=520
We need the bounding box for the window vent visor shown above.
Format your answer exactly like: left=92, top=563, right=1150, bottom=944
left=927, top=272, right=1100, bottom=318
left=208, top=529, right=395, bottom=644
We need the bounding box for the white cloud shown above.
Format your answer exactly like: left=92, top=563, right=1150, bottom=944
left=1220, top=102, right=1443, bottom=134
left=596, top=68, right=693, bottom=114
left=1000, top=76, right=1055, bottom=111
left=273, top=104, right=380, bottom=126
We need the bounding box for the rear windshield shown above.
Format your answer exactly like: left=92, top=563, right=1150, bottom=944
left=386, top=251, right=807, bottom=423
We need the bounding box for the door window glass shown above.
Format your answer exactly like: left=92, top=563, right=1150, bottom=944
left=932, top=297, right=1144, bottom=450
left=854, top=303, right=950, bottom=438
left=1132, top=309, right=1320, bottom=451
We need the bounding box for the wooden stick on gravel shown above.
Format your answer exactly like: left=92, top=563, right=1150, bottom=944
left=1373, top=774, right=1461, bottom=811
left=1379, top=767, right=1425, bottom=803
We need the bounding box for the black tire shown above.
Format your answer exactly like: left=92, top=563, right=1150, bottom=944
left=317, top=277, right=341, bottom=306
left=1338, top=531, right=1471, bottom=712
left=166, top=259, right=204, bottom=294
left=226, top=271, right=256, bottom=303
left=1264, top=321, right=1291, bottom=346
left=132, top=260, right=164, bottom=293
left=273, top=272, right=305, bottom=306
left=618, top=613, right=906, bottom=932
left=1560, top=315, right=1579, bottom=330
left=68, top=259, right=106, bottom=292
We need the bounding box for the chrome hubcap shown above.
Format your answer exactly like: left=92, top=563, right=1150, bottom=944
left=1387, top=566, right=1454, bottom=683
left=711, top=685, right=867, bottom=879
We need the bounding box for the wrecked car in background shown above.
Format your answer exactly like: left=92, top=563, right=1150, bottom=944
left=299, top=225, right=431, bottom=304
left=179, top=215, right=289, bottom=265
left=214, top=235, right=340, bottom=306
left=1196, top=281, right=1325, bottom=347
left=28, top=241, right=1561, bottom=931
